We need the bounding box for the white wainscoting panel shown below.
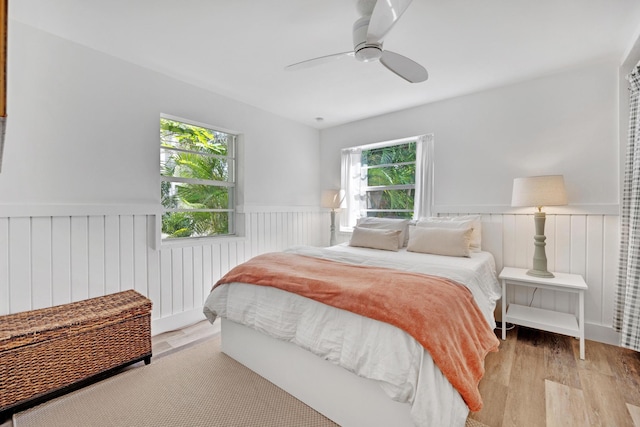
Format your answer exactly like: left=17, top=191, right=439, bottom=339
left=0, top=210, right=326, bottom=335
left=0, top=210, right=621, bottom=344
left=441, top=212, right=620, bottom=344
left=338, top=212, right=620, bottom=343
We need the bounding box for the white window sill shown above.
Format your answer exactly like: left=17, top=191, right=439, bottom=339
left=159, top=234, right=245, bottom=249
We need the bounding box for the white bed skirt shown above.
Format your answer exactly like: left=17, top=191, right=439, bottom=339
left=221, top=318, right=415, bottom=427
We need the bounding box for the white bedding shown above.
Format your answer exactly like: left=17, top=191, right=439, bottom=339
left=203, top=244, right=501, bottom=427
left=289, top=244, right=501, bottom=329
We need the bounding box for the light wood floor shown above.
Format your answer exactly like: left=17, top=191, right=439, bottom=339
left=158, top=320, right=640, bottom=427
left=470, top=326, right=640, bottom=427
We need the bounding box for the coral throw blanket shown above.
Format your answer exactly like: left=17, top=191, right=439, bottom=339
left=213, top=252, right=499, bottom=411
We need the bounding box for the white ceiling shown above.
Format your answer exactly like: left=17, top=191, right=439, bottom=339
left=10, top=0, right=640, bottom=129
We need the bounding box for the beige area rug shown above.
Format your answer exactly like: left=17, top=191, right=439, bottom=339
left=13, top=338, right=489, bottom=427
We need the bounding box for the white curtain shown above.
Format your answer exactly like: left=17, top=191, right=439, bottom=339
left=615, top=63, right=640, bottom=352
left=340, top=135, right=434, bottom=229
left=340, top=147, right=364, bottom=229
left=414, top=134, right=435, bottom=220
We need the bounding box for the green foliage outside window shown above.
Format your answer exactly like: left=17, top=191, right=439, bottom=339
left=160, top=118, right=234, bottom=239
left=363, top=142, right=416, bottom=219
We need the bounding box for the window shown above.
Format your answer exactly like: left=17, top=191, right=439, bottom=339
left=341, top=135, right=433, bottom=229
left=160, top=116, right=236, bottom=240
left=362, top=142, right=416, bottom=218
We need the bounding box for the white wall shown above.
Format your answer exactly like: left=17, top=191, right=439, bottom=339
left=0, top=22, right=326, bottom=334
left=321, top=61, right=619, bottom=209
left=320, top=61, right=622, bottom=344
left=0, top=21, right=320, bottom=208
left=620, top=29, right=640, bottom=198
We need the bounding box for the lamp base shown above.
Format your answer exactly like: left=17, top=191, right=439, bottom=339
left=527, top=211, right=554, bottom=279
left=329, top=210, right=337, bottom=247
left=526, top=268, right=555, bottom=278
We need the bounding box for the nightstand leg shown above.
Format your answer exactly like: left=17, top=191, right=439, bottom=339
left=501, top=279, right=506, bottom=340
left=579, top=290, right=585, bottom=360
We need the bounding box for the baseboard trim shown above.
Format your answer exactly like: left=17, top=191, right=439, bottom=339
left=585, top=322, right=620, bottom=346
left=151, top=307, right=207, bottom=336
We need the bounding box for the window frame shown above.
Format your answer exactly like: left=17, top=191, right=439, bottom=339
left=340, top=135, right=433, bottom=230
left=159, top=113, right=238, bottom=243
left=361, top=142, right=417, bottom=218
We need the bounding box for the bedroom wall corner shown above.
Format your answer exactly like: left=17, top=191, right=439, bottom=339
left=0, top=22, right=326, bottom=333
left=319, top=61, right=623, bottom=345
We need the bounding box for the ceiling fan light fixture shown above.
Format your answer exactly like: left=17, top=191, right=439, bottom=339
left=355, top=45, right=382, bottom=62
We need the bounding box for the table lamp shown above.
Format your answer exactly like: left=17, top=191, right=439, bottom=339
left=321, top=190, right=342, bottom=246
left=511, top=175, right=567, bottom=278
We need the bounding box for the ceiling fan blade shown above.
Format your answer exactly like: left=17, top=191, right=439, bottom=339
left=380, top=50, right=428, bottom=83
left=366, top=0, right=413, bottom=43
left=285, top=52, right=354, bottom=71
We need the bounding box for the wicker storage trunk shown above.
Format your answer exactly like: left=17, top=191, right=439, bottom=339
left=0, top=289, right=152, bottom=418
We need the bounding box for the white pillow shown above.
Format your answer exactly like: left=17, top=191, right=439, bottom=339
left=356, top=217, right=410, bottom=248
left=407, top=226, right=472, bottom=257
left=417, top=215, right=482, bottom=252
left=349, top=227, right=401, bottom=252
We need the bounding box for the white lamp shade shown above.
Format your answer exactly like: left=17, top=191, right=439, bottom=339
left=321, top=190, right=342, bottom=209
left=511, top=175, right=568, bottom=208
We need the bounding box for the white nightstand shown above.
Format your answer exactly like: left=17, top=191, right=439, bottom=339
left=499, top=267, right=587, bottom=360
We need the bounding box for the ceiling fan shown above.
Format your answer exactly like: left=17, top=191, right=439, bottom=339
left=285, top=0, right=428, bottom=83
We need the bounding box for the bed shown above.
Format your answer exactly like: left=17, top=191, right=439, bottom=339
left=203, top=216, right=502, bottom=427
